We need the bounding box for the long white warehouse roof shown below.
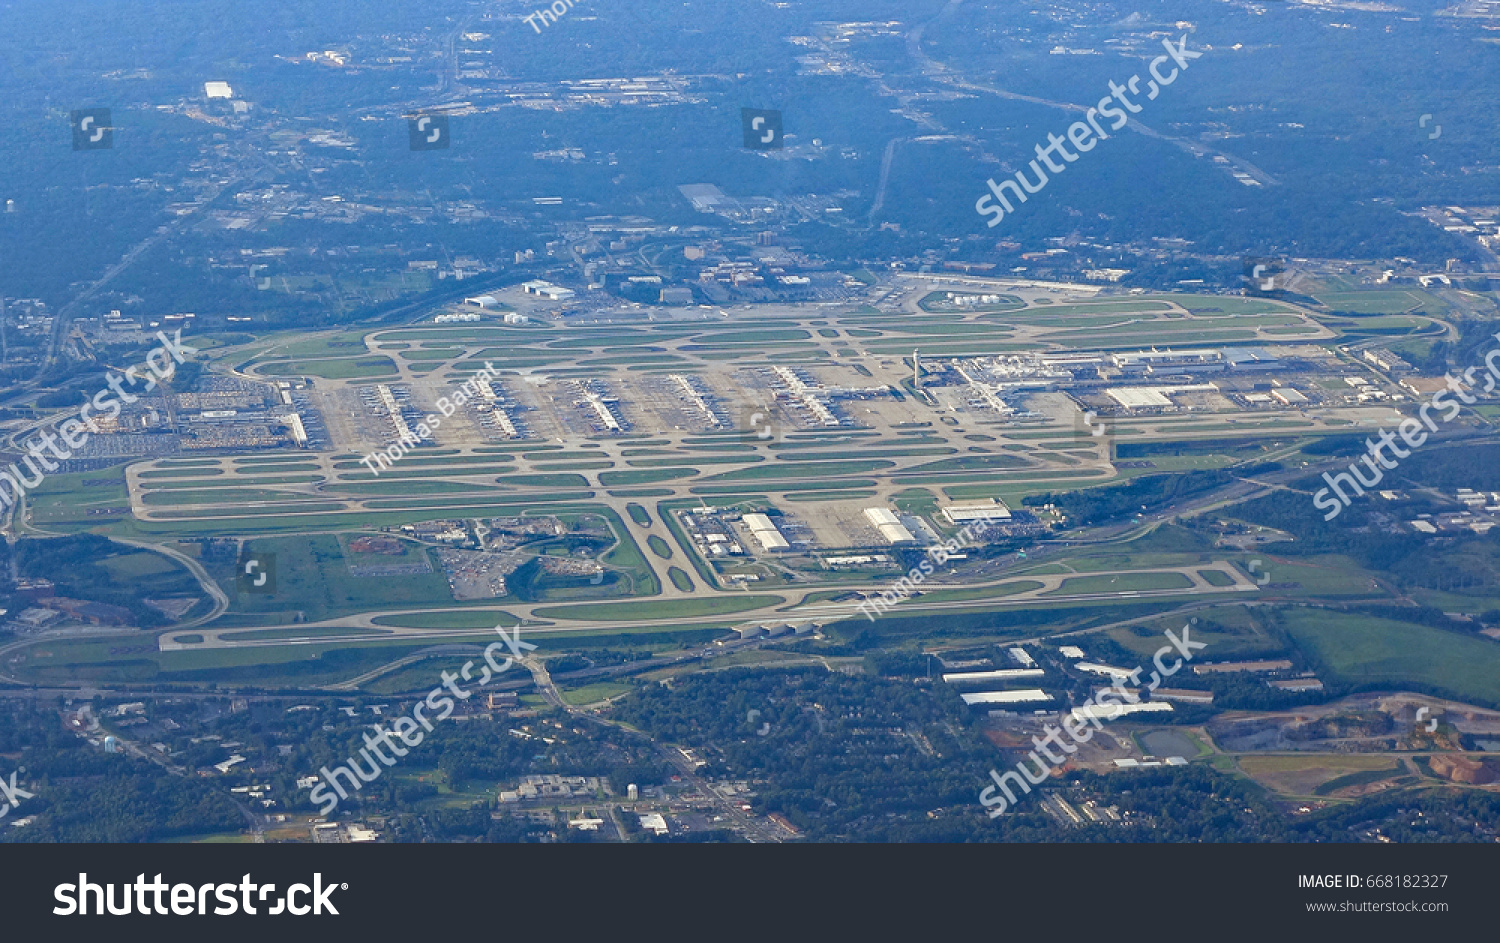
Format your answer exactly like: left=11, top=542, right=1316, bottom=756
left=959, top=690, right=1052, bottom=705
left=864, top=507, right=915, bottom=544
left=943, top=500, right=1012, bottom=523
left=942, top=669, right=1045, bottom=684
left=1076, top=662, right=1135, bottom=680
left=1067, top=702, right=1173, bottom=723
left=742, top=513, right=790, bottom=551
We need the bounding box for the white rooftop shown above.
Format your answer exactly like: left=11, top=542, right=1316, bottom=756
left=942, top=669, right=1045, bottom=684
left=959, top=689, right=1052, bottom=705
left=1076, top=662, right=1135, bottom=679
left=1068, top=702, right=1173, bottom=723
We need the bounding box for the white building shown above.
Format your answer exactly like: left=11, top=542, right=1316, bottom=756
left=943, top=500, right=1012, bottom=524
left=942, top=668, right=1045, bottom=684
left=521, top=280, right=576, bottom=301
left=638, top=813, right=669, bottom=835
left=1068, top=702, right=1173, bottom=723
left=864, top=507, right=915, bottom=544
left=204, top=81, right=233, bottom=99
left=959, top=690, right=1052, bottom=706
left=742, top=513, right=790, bottom=552
left=1076, top=663, right=1135, bottom=680
left=284, top=413, right=308, bottom=446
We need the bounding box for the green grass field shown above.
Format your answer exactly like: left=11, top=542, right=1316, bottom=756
left=1281, top=609, right=1500, bottom=705
left=1311, top=290, right=1430, bottom=314
left=559, top=682, right=634, bottom=706
left=221, top=534, right=455, bottom=621
left=258, top=356, right=398, bottom=379
left=1044, top=572, right=1195, bottom=595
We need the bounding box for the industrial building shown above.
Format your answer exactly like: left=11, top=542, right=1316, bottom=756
left=942, top=499, right=1012, bottom=525
left=959, top=690, right=1052, bottom=705
left=1076, top=663, right=1136, bottom=680
left=742, top=513, right=790, bottom=552
left=1108, top=347, right=1280, bottom=375
left=1152, top=688, right=1215, bottom=705
left=521, top=279, right=576, bottom=301
left=678, top=508, right=747, bottom=558
left=941, top=669, right=1045, bottom=684
left=1363, top=348, right=1412, bottom=373
left=864, top=507, right=915, bottom=544
left=1067, top=702, right=1173, bottom=722
left=1106, top=384, right=1220, bottom=409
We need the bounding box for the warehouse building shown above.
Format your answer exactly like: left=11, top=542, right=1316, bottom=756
left=864, top=507, right=915, bottom=544
left=1067, top=701, right=1173, bottom=722
left=942, top=499, right=1012, bottom=525
left=521, top=280, right=576, bottom=301
left=942, top=669, right=1045, bottom=684
left=959, top=690, right=1052, bottom=706
left=742, top=513, right=790, bottom=552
